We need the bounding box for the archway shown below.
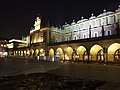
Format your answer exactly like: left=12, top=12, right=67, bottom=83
left=97, top=49, right=104, bottom=62
left=56, top=48, right=63, bottom=60
left=83, top=51, right=89, bottom=61
left=30, top=49, right=34, bottom=56
left=27, top=50, right=30, bottom=56
left=76, top=46, right=86, bottom=61
left=49, top=48, right=54, bottom=61
left=39, top=49, right=45, bottom=56
left=90, top=44, right=103, bottom=61
left=49, top=48, right=54, bottom=56
left=114, top=49, right=120, bottom=63
left=24, top=50, right=26, bottom=56
left=35, top=49, right=39, bottom=56
left=64, top=47, right=73, bottom=60
left=108, top=43, right=120, bottom=62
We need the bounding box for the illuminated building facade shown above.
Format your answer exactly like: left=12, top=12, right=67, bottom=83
left=0, top=38, right=8, bottom=57
left=8, top=5, right=120, bottom=63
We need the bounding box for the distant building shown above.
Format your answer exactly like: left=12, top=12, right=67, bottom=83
left=8, top=5, right=120, bottom=63
left=0, top=38, right=8, bottom=57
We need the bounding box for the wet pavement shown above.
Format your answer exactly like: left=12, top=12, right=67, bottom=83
left=0, top=57, right=63, bottom=76
left=1, top=57, right=120, bottom=83
left=1, top=57, right=120, bottom=89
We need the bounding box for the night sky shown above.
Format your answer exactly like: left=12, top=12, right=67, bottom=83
left=0, top=0, right=119, bottom=39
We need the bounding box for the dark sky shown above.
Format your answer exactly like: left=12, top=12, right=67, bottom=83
left=0, top=0, right=119, bottom=39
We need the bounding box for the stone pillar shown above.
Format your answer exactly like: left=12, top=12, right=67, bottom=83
left=102, top=25, right=104, bottom=37
left=89, top=25, right=91, bottom=38
left=87, top=49, right=90, bottom=63
left=116, top=22, right=120, bottom=37
left=103, top=48, right=107, bottom=65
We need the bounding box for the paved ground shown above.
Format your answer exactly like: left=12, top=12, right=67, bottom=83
left=48, top=62, right=120, bottom=83
left=0, top=57, right=63, bottom=76
left=1, top=57, right=120, bottom=89
left=1, top=57, right=120, bottom=83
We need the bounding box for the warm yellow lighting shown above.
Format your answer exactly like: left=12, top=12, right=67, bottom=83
left=56, top=48, right=63, bottom=59
left=108, top=43, right=120, bottom=54
left=27, top=50, right=30, bottom=55
left=64, top=47, right=73, bottom=60
left=108, top=43, right=120, bottom=61
left=34, top=17, right=41, bottom=30
left=36, top=49, right=39, bottom=55
left=9, top=39, right=27, bottom=43
left=40, top=49, right=45, bottom=56
left=76, top=46, right=86, bottom=55
left=21, top=51, right=23, bottom=56
left=7, top=43, right=13, bottom=48
left=90, top=44, right=103, bottom=61
left=49, top=48, right=54, bottom=56
left=31, top=49, right=34, bottom=55
left=1, top=44, right=3, bottom=47
left=90, top=45, right=103, bottom=55
left=76, top=46, right=86, bottom=60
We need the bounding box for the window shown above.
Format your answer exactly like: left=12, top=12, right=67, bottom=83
left=102, top=18, right=107, bottom=25
left=94, top=32, right=98, bottom=37
left=108, top=31, right=111, bottom=36
left=83, top=34, right=86, bottom=39
left=96, top=19, right=101, bottom=27
left=91, top=21, right=95, bottom=28
left=108, top=16, right=115, bottom=24
left=67, top=38, right=69, bottom=41
left=75, top=36, right=77, bottom=40
left=56, top=40, right=57, bottom=42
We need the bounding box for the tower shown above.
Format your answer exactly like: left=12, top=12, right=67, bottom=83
left=34, top=17, right=41, bottom=30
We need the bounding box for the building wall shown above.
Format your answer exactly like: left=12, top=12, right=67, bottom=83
left=10, top=6, right=120, bottom=63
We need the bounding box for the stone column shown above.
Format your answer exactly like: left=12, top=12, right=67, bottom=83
left=102, top=25, right=104, bottom=37
left=89, top=25, right=91, bottom=38
left=87, top=49, right=90, bottom=63
left=103, top=48, right=107, bottom=65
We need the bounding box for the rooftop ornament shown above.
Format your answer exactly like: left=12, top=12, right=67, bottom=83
left=81, top=16, right=84, bottom=20
left=89, top=13, right=96, bottom=19
left=116, top=5, right=120, bottom=12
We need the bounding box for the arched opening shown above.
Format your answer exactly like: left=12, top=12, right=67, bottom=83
left=21, top=51, right=23, bottom=56
left=27, top=50, right=30, bottom=56
left=114, top=49, right=120, bottom=63
left=64, top=47, right=73, bottom=61
left=35, top=49, right=39, bottom=56
left=30, top=49, right=34, bottom=56
left=76, top=46, right=86, bottom=61
left=90, top=44, right=103, bottom=61
left=49, top=48, right=54, bottom=56
left=97, top=49, right=104, bottom=62
left=108, top=43, right=120, bottom=62
left=49, top=48, right=54, bottom=61
left=83, top=51, right=89, bottom=61
left=39, top=49, right=45, bottom=56
left=56, top=48, right=63, bottom=60
left=24, top=50, right=26, bottom=56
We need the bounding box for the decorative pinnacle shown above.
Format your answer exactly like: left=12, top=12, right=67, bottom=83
left=81, top=16, right=84, bottom=20
left=119, top=5, right=120, bottom=8
left=91, top=13, right=94, bottom=16
left=103, top=9, right=106, bottom=13
left=65, top=22, right=67, bottom=24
